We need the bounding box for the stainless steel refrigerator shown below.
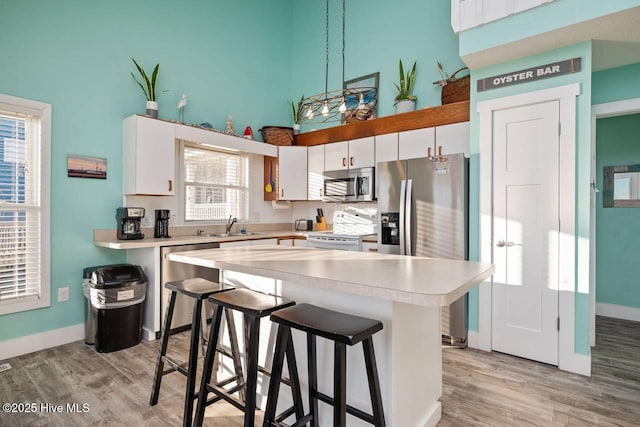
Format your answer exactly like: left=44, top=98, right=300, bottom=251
left=377, top=153, right=469, bottom=346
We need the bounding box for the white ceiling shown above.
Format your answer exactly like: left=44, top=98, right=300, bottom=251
left=461, top=6, right=640, bottom=71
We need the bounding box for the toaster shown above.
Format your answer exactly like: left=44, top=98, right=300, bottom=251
left=295, top=219, right=313, bottom=231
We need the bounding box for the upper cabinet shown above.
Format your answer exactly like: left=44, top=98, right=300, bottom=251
left=123, top=115, right=175, bottom=195
left=375, top=133, right=399, bottom=165
left=398, top=128, right=436, bottom=160
left=435, top=122, right=470, bottom=157
left=278, top=146, right=308, bottom=200
left=325, top=137, right=375, bottom=171
left=451, top=0, right=555, bottom=33
left=308, top=145, right=324, bottom=201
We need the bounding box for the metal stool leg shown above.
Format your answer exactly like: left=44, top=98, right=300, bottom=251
left=363, top=337, right=386, bottom=427
left=150, top=291, right=177, bottom=406
left=194, top=305, right=224, bottom=427
left=182, top=299, right=203, bottom=427
left=334, top=342, right=347, bottom=427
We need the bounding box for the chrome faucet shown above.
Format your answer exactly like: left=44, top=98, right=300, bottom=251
left=225, top=216, right=237, bottom=234
left=196, top=229, right=205, bottom=236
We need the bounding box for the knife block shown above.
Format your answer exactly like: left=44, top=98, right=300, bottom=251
left=316, top=217, right=327, bottom=231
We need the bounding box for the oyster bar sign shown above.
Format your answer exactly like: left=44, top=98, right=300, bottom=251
left=477, top=58, right=581, bottom=92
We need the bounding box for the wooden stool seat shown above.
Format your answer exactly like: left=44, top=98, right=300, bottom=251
left=209, top=288, right=295, bottom=316
left=264, top=304, right=386, bottom=427
left=270, top=303, right=383, bottom=345
left=150, top=279, right=240, bottom=427
left=194, top=289, right=303, bottom=427
left=165, top=277, right=234, bottom=300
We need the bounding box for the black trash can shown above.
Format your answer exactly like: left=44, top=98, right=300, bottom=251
left=83, top=264, right=147, bottom=353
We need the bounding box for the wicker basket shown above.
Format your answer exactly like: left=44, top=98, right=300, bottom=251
left=441, top=68, right=470, bottom=105
left=260, top=126, right=294, bottom=146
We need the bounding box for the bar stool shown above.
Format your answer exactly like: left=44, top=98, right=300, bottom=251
left=150, top=278, right=241, bottom=427
left=263, top=303, right=386, bottom=427
left=194, top=288, right=304, bottom=427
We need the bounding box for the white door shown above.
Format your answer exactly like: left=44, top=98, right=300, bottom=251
left=308, top=145, right=324, bottom=201
left=278, top=146, right=307, bottom=200
left=492, top=100, right=560, bottom=365
left=348, top=136, right=375, bottom=168
left=324, top=141, right=349, bottom=171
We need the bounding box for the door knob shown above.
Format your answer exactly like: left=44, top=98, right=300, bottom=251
left=496, top=240, right=516, bottom=247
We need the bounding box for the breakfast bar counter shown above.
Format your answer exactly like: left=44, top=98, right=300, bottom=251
left=167, top=246, right=494, bottom=427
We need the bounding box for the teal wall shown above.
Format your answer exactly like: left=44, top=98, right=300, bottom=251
left=466, top=42, right=593, bottom=355
left=593, top=62, right=640, bottom=104
left=291, top=0, right=464, bottom=132
left=459, top=0, right=640, bottom=57
left=595, top=114, right=640, bottom=309
left=0, top=0, right=293, bottom=341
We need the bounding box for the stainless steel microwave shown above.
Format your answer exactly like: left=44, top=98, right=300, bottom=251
left=322, top=167, right=375, bottom=202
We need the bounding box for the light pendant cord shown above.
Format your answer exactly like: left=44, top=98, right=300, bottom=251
left=325, top=0, right=329, bottom=98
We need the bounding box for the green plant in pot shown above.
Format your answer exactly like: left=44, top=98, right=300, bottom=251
left=393, top=59, right=417, bottom=114
left=290, top=95, right=304, bottom=134
left=131, top=58, right=168, bottom=119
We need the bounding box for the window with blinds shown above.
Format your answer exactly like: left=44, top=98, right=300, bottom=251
left=183, top=144, right=249, bottom=222
left=0, top=107, right=43, bottom=308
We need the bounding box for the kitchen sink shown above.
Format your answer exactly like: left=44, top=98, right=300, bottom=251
left=194, top=231, right=265, bottom=237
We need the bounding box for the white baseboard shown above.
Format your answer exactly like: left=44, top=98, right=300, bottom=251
left=423, top=401, right=442, bottom=427
left=596, top=303, right=640, bottom=322
left=467, top=330, right=479, bottom=349
left=0, top=324, right=85, bottom=361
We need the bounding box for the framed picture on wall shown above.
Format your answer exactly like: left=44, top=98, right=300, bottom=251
left=343, top=72, right=379, bottom=123
left=67, top=155, right=107, bottom=179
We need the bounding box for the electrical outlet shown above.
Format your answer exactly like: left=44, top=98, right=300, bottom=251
left=0, top=363, right=11, bottom=373
left=58, top=287, right=69, bottom=302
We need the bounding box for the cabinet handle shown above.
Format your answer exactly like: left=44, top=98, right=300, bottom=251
left=342, top=157, right=346, bottom=167
left=319, top=188, right=323, bottom=197
left=350, top=156, right=354, bottom=166
left=368, top=248, right=378, bottom=252
left=438, top=145, right=442, bottom=157
left=281, top=188, right=284, bottom=198
left=427, top=147, right=432, bottom=158
left=168, top=180, right=173, bottom=191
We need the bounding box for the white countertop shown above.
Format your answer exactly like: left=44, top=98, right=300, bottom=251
left=167, top=246, right=494, bottom=307
left=94, top=230, right=307, bottom=249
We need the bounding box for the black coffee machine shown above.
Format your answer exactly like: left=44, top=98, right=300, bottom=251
left=154, top=209, right=171, bottom=238
left=116, top=207, right=145, bottom=240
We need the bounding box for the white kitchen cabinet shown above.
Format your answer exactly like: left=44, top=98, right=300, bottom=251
left=277, top=238, right=307, bottom=247
left=348, top=137, right=375, bottom=168
left=375, top=133, right=399, bottom=164
left=398, top=128, right=435, bottom=160
left=308, top=145, right=324, bottom=201
left=324, top=138, right=375, bottom=171
left=324, top=141, right=349, bottom=171
left=278, top=146, right=308, bottom=200
left=361, top=242, right=378, bottom=253
left=250, top=238, right=279, bottom=246
left=435, top=122, right=470, bottom=157
left=123, top=115, right=176, bottom=195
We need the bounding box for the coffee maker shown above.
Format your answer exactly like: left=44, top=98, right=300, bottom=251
left=116, top=207, right=145, bottom=240
left=154, top=209, right=171, bottom=238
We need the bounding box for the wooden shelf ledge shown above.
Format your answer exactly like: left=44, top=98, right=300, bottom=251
left=295, top=100, right=470, bottom=146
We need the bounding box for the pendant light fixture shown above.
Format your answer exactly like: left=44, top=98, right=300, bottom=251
left=298, top=0, right=377, bottom=124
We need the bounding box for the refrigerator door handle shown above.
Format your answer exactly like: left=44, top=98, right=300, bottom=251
left=399, top=179, right=407, bottom=255
left=405, top=179, right=413, bottom=256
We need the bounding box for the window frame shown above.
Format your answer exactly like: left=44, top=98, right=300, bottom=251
left=0, top=94, right=51, bottom=315
left=178, top=141, right=249, bottom=224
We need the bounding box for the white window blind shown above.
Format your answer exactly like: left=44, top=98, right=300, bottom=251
left=183, top=144, right=249, bottom=222
left=0, top=109, right=42, bottom=305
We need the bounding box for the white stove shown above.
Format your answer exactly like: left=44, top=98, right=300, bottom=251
left=306, top=207, right=376, bottom=252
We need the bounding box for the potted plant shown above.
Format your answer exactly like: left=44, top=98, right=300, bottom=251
left=290, top=96, right=304, bottom=134
left=131, top=58, right=167, bottom=119
left=393, top=59, right=417, bottom=113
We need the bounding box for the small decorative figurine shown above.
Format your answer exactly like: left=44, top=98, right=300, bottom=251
left=243, top=126, right=253, bottom=139
left=177, top=94, right=187, bottom=123
left=225, top=115, right=234, bottom=134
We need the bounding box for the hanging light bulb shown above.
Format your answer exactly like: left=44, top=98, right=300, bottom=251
left=306, top=105, right=314, bottom=120
left=321, top=100, right=329, bottom=116
left=357, top=93, right=366, bottom=110
left=338, top=97, right=347, bottom=113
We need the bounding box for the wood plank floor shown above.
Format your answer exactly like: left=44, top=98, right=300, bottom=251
left=0, top=316, right=638, bottom=426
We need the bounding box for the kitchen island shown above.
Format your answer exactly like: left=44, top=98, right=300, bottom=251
left=167, top=246, right=494, bottom=427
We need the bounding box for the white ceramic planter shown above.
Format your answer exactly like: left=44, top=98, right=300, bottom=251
left=146, top=100, right=158, bottom=118
left=293, top=123, right=301, bottom=135
left=396, top=99, right=416, bottom=114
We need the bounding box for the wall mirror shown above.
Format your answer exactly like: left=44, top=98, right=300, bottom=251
left=603, top=164, right=640, bottom=207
